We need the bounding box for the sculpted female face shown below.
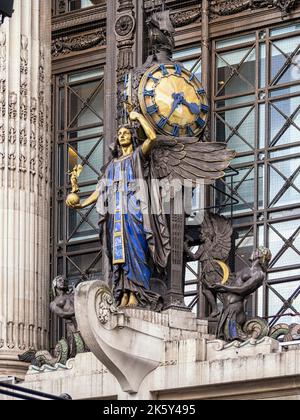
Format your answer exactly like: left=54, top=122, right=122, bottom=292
left=118, top=127, right=132, bottom=147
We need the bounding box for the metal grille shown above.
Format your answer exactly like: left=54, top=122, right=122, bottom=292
left=52, top=68, right=105, bottom=287
left=213, top=23, right=300, bottom=325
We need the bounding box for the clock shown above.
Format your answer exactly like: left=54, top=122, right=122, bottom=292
left=138, top=63, right=209, bottom=138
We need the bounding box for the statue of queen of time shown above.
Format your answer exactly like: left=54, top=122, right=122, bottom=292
left=66, top=62, right=235, bottom=309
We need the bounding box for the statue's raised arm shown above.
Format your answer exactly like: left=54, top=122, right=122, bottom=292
left=129, top=111, right=157, bottom=156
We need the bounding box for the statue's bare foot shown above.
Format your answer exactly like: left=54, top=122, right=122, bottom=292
left=120, top=292, right=129, bottom=307
left=127, top=293, right=138, bottom=307
left=210, top=310, right=220, bottom=318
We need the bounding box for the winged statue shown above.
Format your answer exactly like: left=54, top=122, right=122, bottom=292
left=65, top=4, right=235, bottom=310
left=66, top=110, right=234, bottom=310
left=185, top=212, right=233, bottom=317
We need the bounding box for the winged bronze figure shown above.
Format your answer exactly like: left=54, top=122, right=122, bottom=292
left=185, top=212, right=233, bottom=317
left=150, top=138, right=235, bottom=183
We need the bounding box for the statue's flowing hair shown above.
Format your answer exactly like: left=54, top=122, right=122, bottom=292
left=258, top=246, right=272, bottom=271
left=52, top=275, right=67, bottom=299
left=110, top=125, right=141, bottom=158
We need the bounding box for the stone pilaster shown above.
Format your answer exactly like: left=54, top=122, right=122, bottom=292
left=0, top=0, right=51, bottom=378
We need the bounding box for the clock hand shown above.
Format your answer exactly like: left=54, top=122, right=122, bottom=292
left=181, top=97, right=200, bottom=115
left=157, top=93, right=185, bottom=130
left=165, top=93, right=184, bottom=121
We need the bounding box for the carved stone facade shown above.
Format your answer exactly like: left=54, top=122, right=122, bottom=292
left=116, top=0, right=136, bottom=82
left=0, top=0, right=51, bottom=378
left=210, top=0, right=298, bottom=17
left=52, top=29, right=106, bottom=57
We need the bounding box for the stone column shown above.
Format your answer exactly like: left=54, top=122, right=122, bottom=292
left=0, top=0, right=51, bottom=378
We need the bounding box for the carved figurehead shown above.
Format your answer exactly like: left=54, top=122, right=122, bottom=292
left=50, top=275, right=76, bottom=322
left=147, top=9, right=175, bottom=62
left=211, top=246, right=272, bottom=342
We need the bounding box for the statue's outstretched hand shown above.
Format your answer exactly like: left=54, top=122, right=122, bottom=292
left=211, top=284, right=226, bottom=293
left=129, top=111, right=140, bottom=122
left=66, top=197, right=82, bottom=209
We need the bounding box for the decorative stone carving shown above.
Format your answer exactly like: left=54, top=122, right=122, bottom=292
left=8, top=93, right=17, bottom=181
left=0, top=1, right=51, bottom=378
left=170, top=7, right=202, bottom=27
left=75, top=280, right=208, bottom=394
left=0, top=32, right=6, bottom=186
left=96, top=284, right=120, bottom=328
left=270, top=323, right=300, bottom=341
left=210, top=0, right=298, bottom=17
left=0, top=32, right=6, bottom=119
left=52, top=30, right=106, bottom=57
left=30, top=97, right=37, bottom=189
left=115, top=14, right=135, bottom=37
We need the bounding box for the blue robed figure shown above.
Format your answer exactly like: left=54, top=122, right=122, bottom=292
left=67, top=111, right=170, bottom=308
left=97, top=113, right=170, bottom=307
left=66, top=110, right=234, bottom=308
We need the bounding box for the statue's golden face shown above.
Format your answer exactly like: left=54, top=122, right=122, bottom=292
left=118, top=127, right=132, bottom=147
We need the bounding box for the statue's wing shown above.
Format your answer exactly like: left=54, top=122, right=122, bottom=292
left=150, top=138, right=235, bottom=183
left=200, top=213, right=233, bottom=262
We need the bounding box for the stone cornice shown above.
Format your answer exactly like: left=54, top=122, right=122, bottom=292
left=52, top=29, right=106, bottom=58
left=52, top=6, right=106, bottom=35
left=210, top=0, right=299, bottom=17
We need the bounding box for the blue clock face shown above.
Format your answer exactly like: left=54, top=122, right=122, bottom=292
left=138, top=63, right=209, bottom=137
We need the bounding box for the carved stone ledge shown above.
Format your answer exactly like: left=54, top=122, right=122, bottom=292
left=52, top=6, right=106, bottom=34
left=170, top=7, right=202, bottom=27
left=52, top=30, right=106, bottom=57
left=210, top=0, right=298, bottom=18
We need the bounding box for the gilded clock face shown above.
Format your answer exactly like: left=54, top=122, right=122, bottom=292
left=138, top=63, right=208, bottom=137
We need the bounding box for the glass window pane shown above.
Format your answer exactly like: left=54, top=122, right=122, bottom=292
left=268, top=282, right=300, bottom=324
left=269, top=159, right=300, bottom=207
left=270, top=146, right=300, bottom=158
left=68, top=205, right=99, bottom=242
left=269, top=208, right=300, bottom=220
left=235, top=227, right=254, bottom=271
left=67, top=252, right=101, bottom=281
left=269, top=97, right=300, bottom=147
left=216, top=95, right=255, bottom=109
left=58, top=145, right=65, bottom=187
left=217, top=47, right=256, bottom=96
left=217, top=166, right=256, bottom=215
left=216, top=34, right=256, bottom=49
left=68, top=139, right=103, bottom=182
left=269, top=269, right=300, bottom=280
left=260, top=44, right=266, bottom=88
left=69, top=69, right=104, bottom=83
left=271, top=36, right=300, bottom=85
left=268, top=220, right=300, bottom=268
left=270, top=85, right=300, bottom=97
left=216, top=107, right=255, bottom=153
left=69, top=127, right=103, bottom=139
left=271, top=24, right=300, bottom=37
left=258, top=165, right=265, bottom=209
left=68, top=0, right=94, bottom=11
left=57, top=202, right=64, bottom=242
left=69, top=81, right=103, bottom=127
left=182, top=59, right=201, bottom=81
left=173, top=46, right=201, bottom=60
left=59, top=88, right=65, bottom=130
left=259, top=103, right=266, bottom=149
